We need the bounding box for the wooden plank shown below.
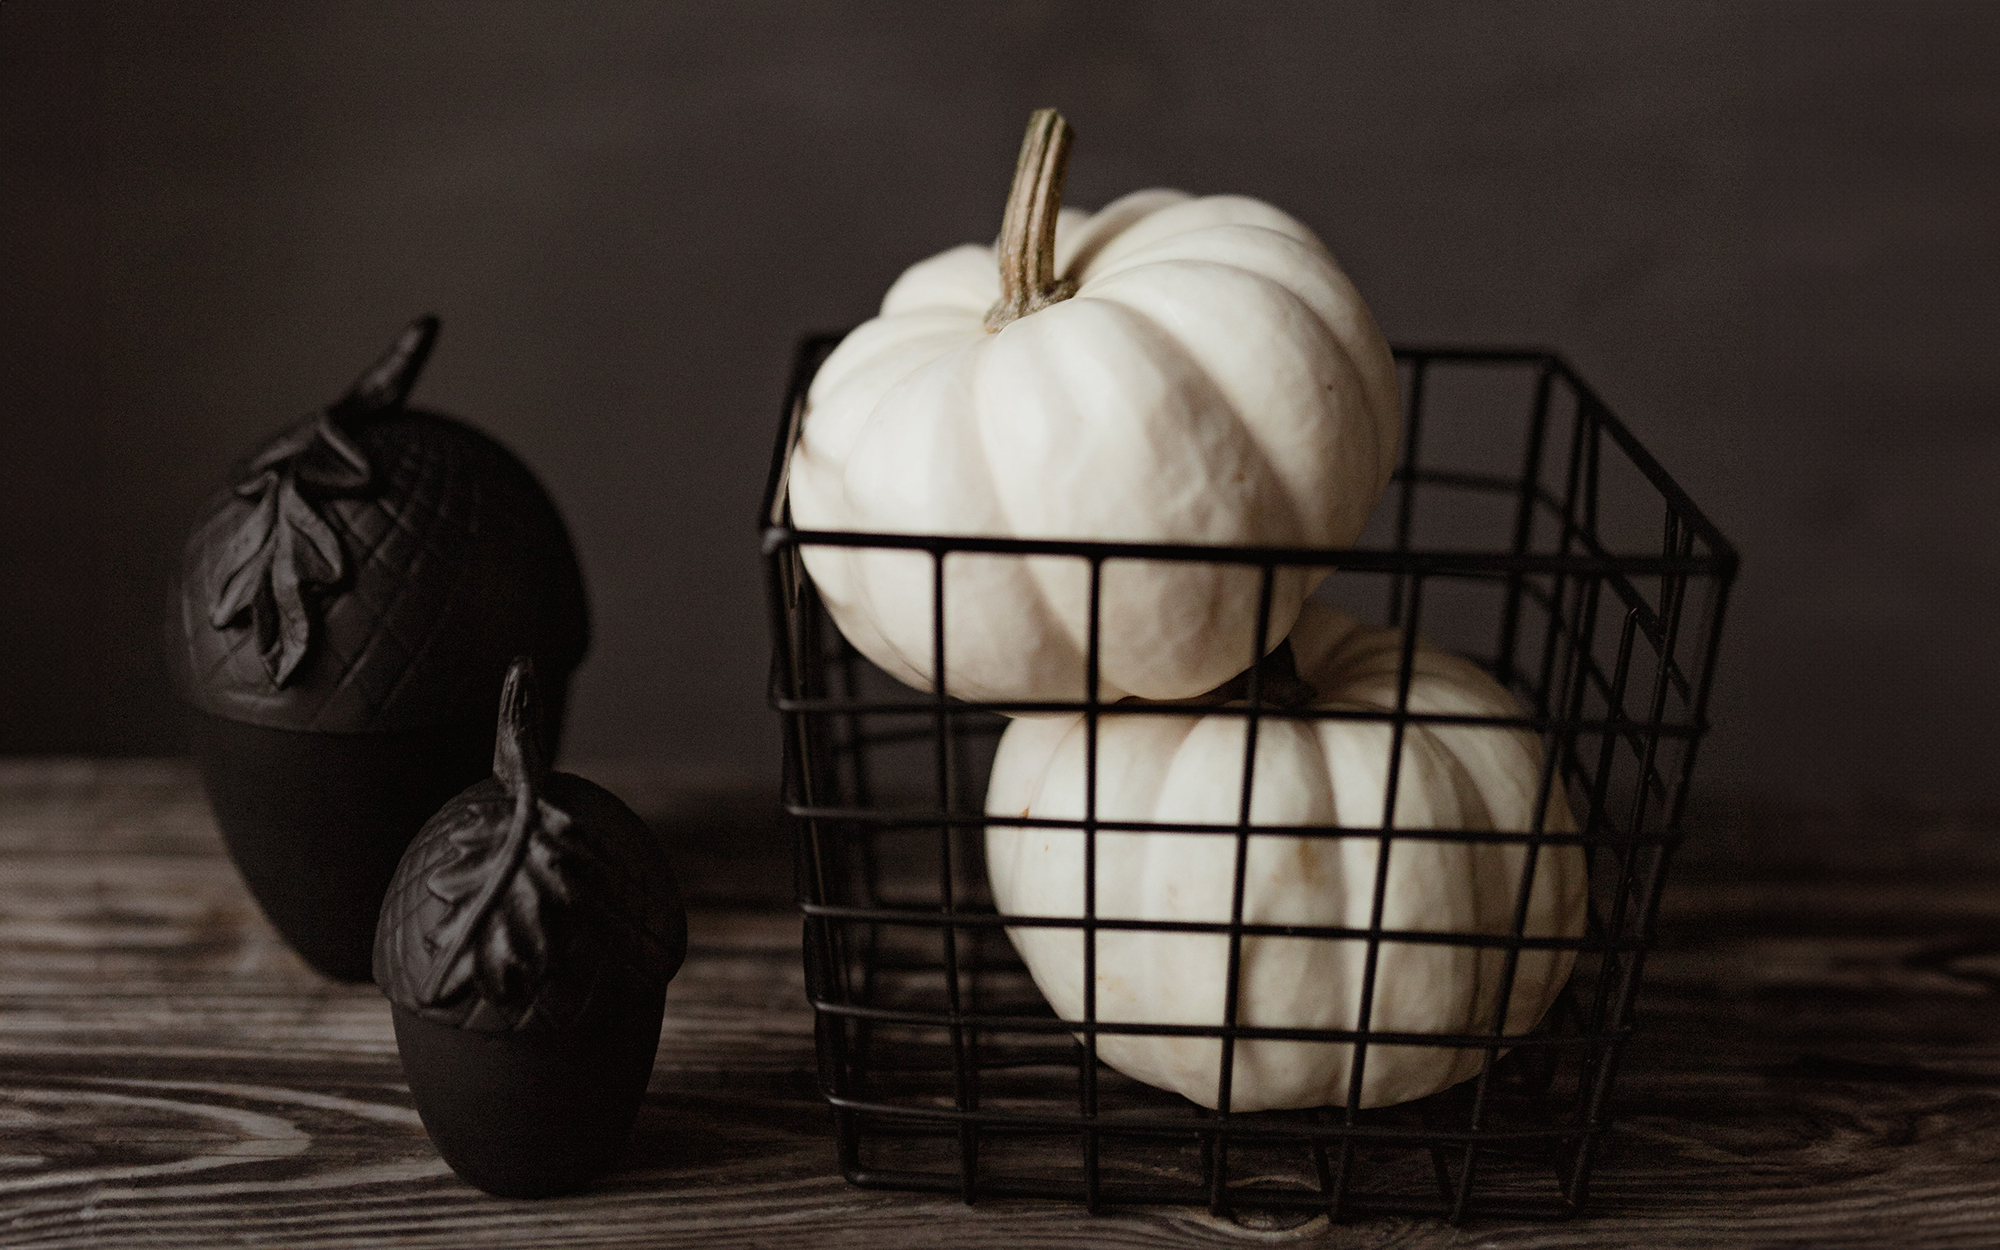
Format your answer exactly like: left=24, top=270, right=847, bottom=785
left=1, top=760, right=1997, bottom=1247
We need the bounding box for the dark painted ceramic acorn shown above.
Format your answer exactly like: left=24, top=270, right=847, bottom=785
left=375, top=658, right=686, bottom=1198
left=168, top=317, right=590, bottom=981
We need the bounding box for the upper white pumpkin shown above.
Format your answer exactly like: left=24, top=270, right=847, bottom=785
left=788, top=167, right=1400, bottom=704
left=984, top=603, right=1588, bottom=1112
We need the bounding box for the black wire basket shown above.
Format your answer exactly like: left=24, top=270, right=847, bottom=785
left=763, top=333, right=1737, bottom=1222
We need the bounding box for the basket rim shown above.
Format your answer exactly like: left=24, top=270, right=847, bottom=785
left=758, top=334, right=1739, bottom=578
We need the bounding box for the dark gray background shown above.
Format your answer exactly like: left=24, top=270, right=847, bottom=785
left=4, top=2, right=1996, bottom=818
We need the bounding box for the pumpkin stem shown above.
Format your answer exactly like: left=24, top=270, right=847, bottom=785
left=984, top=109, right=1078, bottom=332
left=493, top=655, right=550, bottom=795
left=1121, top=640, right=1319, bottom=709
left=1242, top=640, right=1319, bottom=709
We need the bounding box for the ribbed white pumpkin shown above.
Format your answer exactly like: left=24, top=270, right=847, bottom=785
left=788, top=111, right=1399, bottom=704
left=984, top=603, right=1587, bottom=1112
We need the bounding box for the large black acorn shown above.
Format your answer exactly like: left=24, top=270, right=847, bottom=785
left=168, top=317, right=590, bottom=981
left=375, top=658, right=686, bottom=1198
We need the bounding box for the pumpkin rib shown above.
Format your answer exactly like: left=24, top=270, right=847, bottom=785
left=802, top=314, right=978, bottom=442
left=1055, top=188, right=1191, bottom=279
left=837, top=337, right=1017, bottom=694
left=1077, top=225, right=1400, bottom=492
left=976, top=296, right=1305, bottom=698
left=1012, top=284, right=1312, bottom=545
left=876, top=243, right=998, bottom=318
left=1075, top=194, right=1331, bottom=281
left=1081, top=259, right=1382, bottom=550
left=1056, top=284, right=1335, bottom=685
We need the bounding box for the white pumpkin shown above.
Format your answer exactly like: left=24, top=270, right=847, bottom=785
left=984, top=603, right=1588, bottom=1112
left=788, top=110, right=1400, bottom=704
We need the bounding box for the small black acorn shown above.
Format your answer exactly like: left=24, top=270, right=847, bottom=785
left=375, top=657, right=687, bottom=1199
left=167, top=317, right=590, bottom=981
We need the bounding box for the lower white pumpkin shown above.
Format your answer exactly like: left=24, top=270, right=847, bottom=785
left=984, top=603, right=1588, bottom=1112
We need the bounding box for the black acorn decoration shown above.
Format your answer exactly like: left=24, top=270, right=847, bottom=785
left=168, top=317, right=590, bottom=981
left=376, top=658, right=687, bottom=1198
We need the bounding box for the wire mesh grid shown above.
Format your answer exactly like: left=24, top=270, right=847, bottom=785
left=763, top=334, right=1737, bottom=1221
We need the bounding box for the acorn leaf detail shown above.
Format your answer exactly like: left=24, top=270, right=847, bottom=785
left=202, top=316, right=440, bottom=687
left=207, top=412, right=371, bottom=685
left=415, top=659, right=579, bottom=1021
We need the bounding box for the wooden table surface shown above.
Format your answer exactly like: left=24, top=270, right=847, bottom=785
left=2, top=760, right=1997, bottom=1249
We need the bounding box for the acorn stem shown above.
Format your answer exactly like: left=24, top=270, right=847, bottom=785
left=416, top=656, right=546, bottom=1007
left=984, top=109, right=1078, bottom=332
left=341, top=315, right=439, bottom=413
left=493, top=656, right=548, bottom=793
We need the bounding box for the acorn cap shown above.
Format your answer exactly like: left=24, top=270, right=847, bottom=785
left=374, top=658, right=687, bottom=1032
left=169, top=317, right=590, bottom=733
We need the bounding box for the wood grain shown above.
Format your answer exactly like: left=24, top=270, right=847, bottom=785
left=2, top=759, right=1998, bottom=1247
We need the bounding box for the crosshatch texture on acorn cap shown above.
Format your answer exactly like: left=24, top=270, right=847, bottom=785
left=172, top=411, right=589, bottom=734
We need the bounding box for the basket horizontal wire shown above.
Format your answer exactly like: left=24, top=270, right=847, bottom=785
left=764, top=334, right=1736, bottom=1222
